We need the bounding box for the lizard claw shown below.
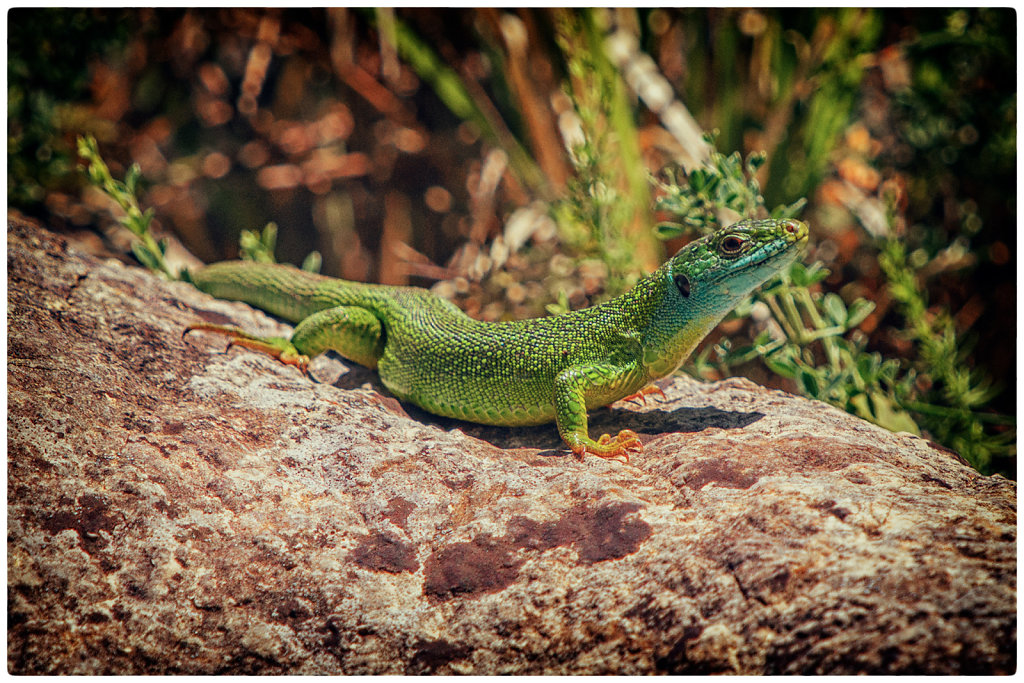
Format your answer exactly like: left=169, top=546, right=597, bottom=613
left=621, top=385, right=666, bottom=406
left=570, top=429, right=643, bottom=464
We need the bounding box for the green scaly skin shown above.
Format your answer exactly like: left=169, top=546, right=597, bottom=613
left=188, top=218, right=808, bottom=462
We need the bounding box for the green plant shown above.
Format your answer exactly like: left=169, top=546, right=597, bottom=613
left=77, top=135, right=174, bottom=280
left=705, top=261, right=921, bottom=436
left=548, top=9, right=657, bottom=298
left=654, top=143, right=806, bottom=239
left=239, top=222, right=322, bottom=273
left=878, top=237, right=1014, bottom=472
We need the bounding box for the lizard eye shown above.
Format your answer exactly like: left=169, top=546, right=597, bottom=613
left=719, top=235, right=747, bottom=256
left=673, top=273, right=691, bottom=297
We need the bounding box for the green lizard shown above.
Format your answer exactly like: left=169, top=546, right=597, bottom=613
left=187, top=217, right=808, bottom=462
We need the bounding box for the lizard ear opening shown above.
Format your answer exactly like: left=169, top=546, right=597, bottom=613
left=673, top=273, right=691, bottom=298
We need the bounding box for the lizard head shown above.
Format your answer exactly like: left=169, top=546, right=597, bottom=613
left=666, top=217, right=808, bottom=305
left=640, top=218, right=808, bottom=378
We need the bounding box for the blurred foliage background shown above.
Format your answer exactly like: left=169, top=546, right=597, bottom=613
left=8, top=8, right=1015, bottom=475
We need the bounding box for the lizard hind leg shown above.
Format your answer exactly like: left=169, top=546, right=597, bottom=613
left=186, top=323, right=311, bottom=372
left=290, top=305, right=384, bottom=369
left=187, top=305, right=384, bottom=373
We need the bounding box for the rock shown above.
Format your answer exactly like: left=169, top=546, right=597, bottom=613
left=7, top=217, right=1016, bottom=674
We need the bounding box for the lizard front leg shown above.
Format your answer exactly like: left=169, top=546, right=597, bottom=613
left=188, top=305, right=384, bottom=371
left=554, top=364, right=644, bottom=463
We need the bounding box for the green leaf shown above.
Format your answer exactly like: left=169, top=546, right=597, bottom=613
left=545, top=290, right=571, bottom=317
left=301, top=251, right=322, bottom=273
left=867, top=391, right=921, bottom=435
left=820, top=367, right=853, bottom=403
left=857, top=352, right=881, bottom=383
left=752, top=330, right=773, bottom=346
left=802, top=261, right=830, bottom=285
left=118, top=214, right=140, bottom=236
left=764, top=352, right=798, bottom=379
left=688, top=169, right=707, bottom=192
left=260, top=222, right=278, bottom=251
left=125, top=163, right=141, bottom=195
left=746, top=152, right=767, bottom=173
left=770, top=197, right=808, bottom=219
left=728, top=345, right=762, bottom=364
left=730, top=294, right=755, bottom=318
left=654, top=222, right=686, bottom=240
left=798, top=368, right=820, bottom=397
left=689, top=345, right=715, bottom=376
left=823, top=293, right=848, bottom=326
left=88, top=165, right=105, bottom=186
left=788, top=262, right=809, bottom=287
left=131, top=242, right=161, bottom=271
left=879, top=359, right=901, bottom=384
left=788, top=260, right=831, bottom=287
left=845, top=299, right=875, bottom=328
left=240, top=224, right=278, bottom=263
left=141, top=207, right=155, bottom=227
left=238, top=229, right=258, bottom=258
left=849, top=393, right=874, bottom=421
left=76, top=135, right=95, bottom=158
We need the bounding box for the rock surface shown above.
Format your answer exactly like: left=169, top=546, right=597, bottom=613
left=7, top=218, right=1016, bottom=674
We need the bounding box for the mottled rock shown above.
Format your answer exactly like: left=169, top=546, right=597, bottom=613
left=7, top=218, right=1016, bottom=674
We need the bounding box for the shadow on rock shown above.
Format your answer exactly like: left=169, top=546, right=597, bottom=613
left=433, top=404, right=765, bottom=455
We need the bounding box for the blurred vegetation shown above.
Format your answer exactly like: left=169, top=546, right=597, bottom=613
left=9, top=9, right=130, bottom=206
left=10, top=8, right=1015, bottom=476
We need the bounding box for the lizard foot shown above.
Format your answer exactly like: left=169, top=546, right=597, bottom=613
left=621, top=384, right=666, bottom=405
left=185, top=323, right=309, bottom=373
left=570, top=429, right=642, bottom=464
